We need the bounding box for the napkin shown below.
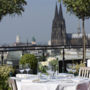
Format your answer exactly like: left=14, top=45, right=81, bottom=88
left=32, top=79, right=40, bottom=82
left=21, top=77, right=39, bottom=83
left=58, top=73, right=73, bottom=77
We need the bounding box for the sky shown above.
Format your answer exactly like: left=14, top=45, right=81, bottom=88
left=0, top=0, right=90, bottom=45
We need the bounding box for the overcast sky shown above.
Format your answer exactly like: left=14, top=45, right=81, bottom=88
left=0, top=0, right=90, bottom=45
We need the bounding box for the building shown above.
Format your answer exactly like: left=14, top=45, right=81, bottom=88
left=51, top=3, right=66, bottom=45
left=51, top=3, right=90, bottom=46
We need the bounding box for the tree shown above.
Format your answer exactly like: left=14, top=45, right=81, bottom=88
left=0, top=0, right=27, bottom=65
left=20, top=54, right=38, bottom=74
left=0, top=0, right=27, bottom=21
left=62, top=0, right=90, bottom=62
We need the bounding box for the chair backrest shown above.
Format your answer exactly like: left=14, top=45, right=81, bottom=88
left=76, top=82, right=89, bottom=90
left=79, top=67, right=90, bottom=78
left=8, top=78, right=18, bottom=90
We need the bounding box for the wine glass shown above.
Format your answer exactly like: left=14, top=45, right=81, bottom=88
left=66, top=64, right=76, bottom=75
left=19, top=64, right=24, bottom=74
left=66, top=68, right=72, bottom=72
left=20, top=69, right=24, bottom=74
left=37, top=62, right=42, bottom=79
left=71, top=68, right=76, bottom=74
left=47, top=65, right=53, bottom=80
left=25, top=64, right=30, bottom=74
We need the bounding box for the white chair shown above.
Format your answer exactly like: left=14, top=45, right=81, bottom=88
left=8, top=78, right=17, bottom=90
left=79, top=67, right=90, bottom=78
left=87, top=59, right=90, bottom=67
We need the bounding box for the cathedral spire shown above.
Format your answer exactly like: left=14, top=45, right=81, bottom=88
left=59, top=3, right=63, bottom=19
left=54, top=3, right=58, bottom=19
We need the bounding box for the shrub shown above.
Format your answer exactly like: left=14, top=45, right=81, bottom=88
left=20, top=54, right=38, bottom=74
left=0, top=65, right=14, bottom=90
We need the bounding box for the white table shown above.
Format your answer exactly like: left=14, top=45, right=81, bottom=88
left=11, top=73, right=90, bottom=90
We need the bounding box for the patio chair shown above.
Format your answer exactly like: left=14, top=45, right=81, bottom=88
left=8, top=78, right=18, bottom=90
left=76, top=82, right=90, bottom=90
left=79, top=67, right=90, bottom=78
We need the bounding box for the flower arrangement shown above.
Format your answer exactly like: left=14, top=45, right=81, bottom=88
left=38, top=61, right=48, bottom=73
left=49, top=59, right=59, bottom=72
left=38, top=57, right=59, bottom=74
left=47, top=57, right=56, bottom=62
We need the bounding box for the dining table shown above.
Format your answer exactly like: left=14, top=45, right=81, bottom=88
left=11, top=73, right=90, bottom=90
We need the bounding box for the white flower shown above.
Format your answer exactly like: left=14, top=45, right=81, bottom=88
left=40, top=61, right=49, bottom=66
left=47, top=57, right=56, bottom=62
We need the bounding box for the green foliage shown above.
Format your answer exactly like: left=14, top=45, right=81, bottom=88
left=38, top=56, right=46, bottom=61
left=20, top=54, right=38, bottom=74
left=49, top=59, right=59, bottom=72
left=58, top=0, right=61, bottom=2
left=63, top=0, right=90, bottom=62
left=75, top=61, right=85, bottom=74
left=38, top=63, right=47, bottom=73
left=0, top=65, right=14, bottom=80
left=0, top=0, right=27, bottom=21
left=0, top=65, right=14, bottom=90
left=63, top=0, right=90, bottom=19
left=67, top=62, right=85, bottom=75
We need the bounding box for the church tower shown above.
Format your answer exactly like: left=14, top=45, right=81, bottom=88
left=51, top=3, right=67, bottom=45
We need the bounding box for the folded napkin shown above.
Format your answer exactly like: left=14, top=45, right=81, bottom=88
left=32, top=79, right=40, bottom=83
left=21, top=77, right=39, bottom=83
left=58, top=73, right=74, bottom=78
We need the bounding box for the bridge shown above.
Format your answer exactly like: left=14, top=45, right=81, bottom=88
left=0, top=45, right=90, bottom=52
left=0, top=45, right=90, bottom=72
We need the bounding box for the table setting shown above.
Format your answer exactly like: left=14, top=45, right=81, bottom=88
left=10, top=72, right=90, bottom=90
left=10, top=60, right=90, bottom=90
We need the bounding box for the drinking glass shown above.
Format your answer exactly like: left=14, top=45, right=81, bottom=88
left=25, top=64, right=30, bottom=74
left=46, top=65, right=53, bottom=80
left=37, top=62, right=42, bottom=79
left=19, top=64, right=24, bottom=74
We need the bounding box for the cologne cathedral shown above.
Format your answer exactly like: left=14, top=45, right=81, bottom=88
left=51, top=3, right=90, bottom=46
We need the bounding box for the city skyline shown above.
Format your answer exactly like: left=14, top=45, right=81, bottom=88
left=0, top=0, right=90, bottom=44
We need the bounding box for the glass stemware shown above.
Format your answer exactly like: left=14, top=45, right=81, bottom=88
left=25, top=68, right=30, bottom=74
left=25, top=64, right=30, bottom=74
left=37, top=62, right=42, bottom=79
left=19, top=64, right=24, bottom=74
left=46, top=65, right=53, bottom=80
left=20, top=69, right=24, bottom=74
left=66, top=64, right=76, bottom=74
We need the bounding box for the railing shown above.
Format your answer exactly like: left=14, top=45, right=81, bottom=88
left=0, top=45, right=90, bottom=72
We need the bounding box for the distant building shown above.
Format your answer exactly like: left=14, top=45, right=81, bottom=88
left=51, top=3, right=66, bottom=45
left=31, top=36, right=36, bottom=45
left=51, top=3, right=90, bottom=46
left=14, top=35, right=32, bottom=46
left=16, top=35, right=20, bottom=43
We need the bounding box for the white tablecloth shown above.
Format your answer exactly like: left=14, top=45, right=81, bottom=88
left=11, top=74, right=90, bottom=90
